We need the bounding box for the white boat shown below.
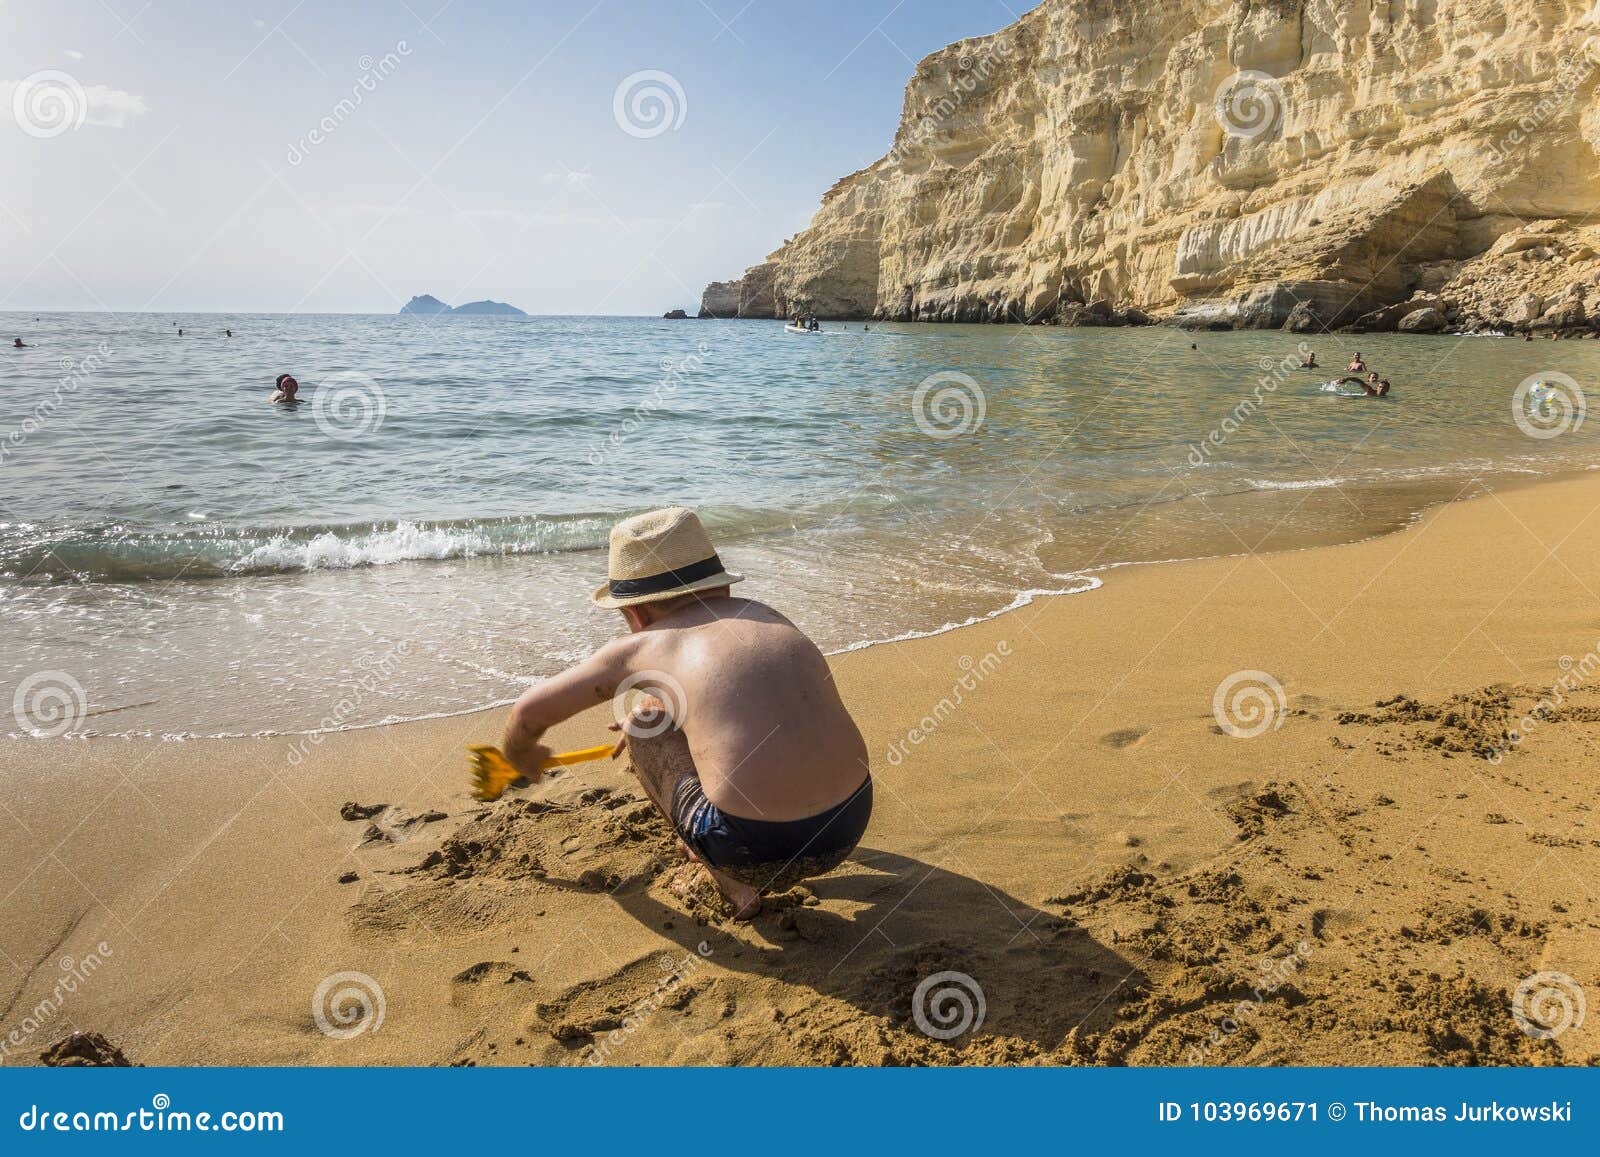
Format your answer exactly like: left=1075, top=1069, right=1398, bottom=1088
left=784, top=323, right=819, bottom=334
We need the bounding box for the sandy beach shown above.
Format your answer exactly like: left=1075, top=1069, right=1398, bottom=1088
left=4, top=470, right=1599, bottom=1066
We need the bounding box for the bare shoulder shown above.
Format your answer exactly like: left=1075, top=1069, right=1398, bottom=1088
left=695, top=596, right=793, bottom=627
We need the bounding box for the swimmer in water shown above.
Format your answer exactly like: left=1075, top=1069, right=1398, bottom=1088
left=1348, top=352, right=1366, bottom=372
left=270, top=373, right=300, bottom=403
left=1336, top=374, right=1389, bottom=397
left=225, top=329, right=233, bottom=337
left=1301, top=350, right=1318, bottom=369
left=1190, top=342, right=1198, bottom=350
left=12, top=338, right=27, bottom=348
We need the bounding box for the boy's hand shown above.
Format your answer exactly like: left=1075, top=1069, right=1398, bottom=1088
left=502, top=728, right=553, bottom=782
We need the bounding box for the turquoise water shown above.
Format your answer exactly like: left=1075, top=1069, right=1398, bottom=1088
left=2, top=311, right=1595, bottom=736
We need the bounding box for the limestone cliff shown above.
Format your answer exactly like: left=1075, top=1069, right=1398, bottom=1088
left=707, top=0, right=1600, bottom=331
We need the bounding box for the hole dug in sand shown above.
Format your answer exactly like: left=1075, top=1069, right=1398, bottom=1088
left=348, top=781, right=681, bottom=940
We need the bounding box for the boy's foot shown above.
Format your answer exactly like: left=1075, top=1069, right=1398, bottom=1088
left=667, top=862, right=761, bottom=921
left=705, top=865, right=761, bottom=921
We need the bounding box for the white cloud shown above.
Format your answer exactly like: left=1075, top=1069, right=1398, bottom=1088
left=540, top=168, right=594, bottom=192
left=81, top=84, right=147, bottom=127
left=64, top=49, right=84, bottom=61
left=0, top=78, right=148, bottom=130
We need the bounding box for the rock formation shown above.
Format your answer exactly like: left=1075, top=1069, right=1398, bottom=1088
left=398, top=296, right=527, bottom=317
left=400, top=294, right=450, bottom=316
left=705, top=0, right=1600, bottom=332
left=698, top=280, right=741, bottom=317
left=450, top=299, right=527, bottom=316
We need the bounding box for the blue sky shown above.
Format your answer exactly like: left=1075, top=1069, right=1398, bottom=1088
left=1, top=1, right=1028, bottom=314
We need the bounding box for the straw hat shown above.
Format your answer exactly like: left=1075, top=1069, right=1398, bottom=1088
left=591, top=506, right=743, bottom=609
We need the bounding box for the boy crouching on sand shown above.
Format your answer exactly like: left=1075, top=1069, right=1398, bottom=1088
left=498, top=506, right=872, bottom=919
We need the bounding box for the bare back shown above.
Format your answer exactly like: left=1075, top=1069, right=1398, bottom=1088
left=620, top=597, right=868, bottom=821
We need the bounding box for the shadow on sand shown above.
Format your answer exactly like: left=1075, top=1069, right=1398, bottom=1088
left=611, top=845, right=1144, bottom=1053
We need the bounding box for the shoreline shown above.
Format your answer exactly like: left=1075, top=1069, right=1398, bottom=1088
left=3, top=468, right=1599, bottom=1064
left=17, top=458, right=1591, bottom=743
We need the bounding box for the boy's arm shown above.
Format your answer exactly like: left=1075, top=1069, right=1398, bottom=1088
left=501, top=637, right=637, bottom=779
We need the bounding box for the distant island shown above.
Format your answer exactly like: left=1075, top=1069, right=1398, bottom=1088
left=399, top=295, right=527, bottom=317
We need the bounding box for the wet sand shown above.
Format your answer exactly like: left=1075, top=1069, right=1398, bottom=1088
left=3, top=471, right=1599, bottom=1065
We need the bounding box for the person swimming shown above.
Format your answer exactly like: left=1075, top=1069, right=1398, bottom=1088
left=1348, top=351, right=1366, bottom=372
left=1335, top=374, right=1390, bottom=397
left=270, top=373, right=300, bottom=403
left=1301, top=350, right=1318, bottom=368
left=12, top=338, right=27, bottom=348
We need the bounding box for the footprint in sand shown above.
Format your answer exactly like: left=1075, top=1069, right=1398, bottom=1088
left=450, top=961, right=536, bottom=1010
left=1099, top=726, right=1149, bottom=749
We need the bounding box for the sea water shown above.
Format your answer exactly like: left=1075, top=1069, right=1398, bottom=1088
left=2, top=312, right=1595, bottom=737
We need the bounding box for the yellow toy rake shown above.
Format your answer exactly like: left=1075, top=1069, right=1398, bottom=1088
left=468, top=742, right=614, bottom=802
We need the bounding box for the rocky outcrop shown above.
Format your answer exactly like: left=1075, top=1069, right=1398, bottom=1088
left=400, top=294, right=450, bottom=316
left=1397, top=307, right=1447, bottom=333
left=707, top=0, right=1600, bottom=329
left=451, top=299, right=526, bottom=316
left=398, top=296, right=527, bottom=317
left=698, top=280, right=741, bottom=318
